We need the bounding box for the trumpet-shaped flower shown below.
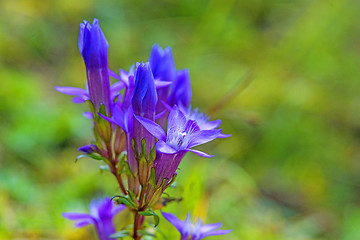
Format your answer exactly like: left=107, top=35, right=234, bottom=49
left=62, top=197, right=125, bottom=240
left=55, top=19, right=123, bottom=116
left=79, top=18, right=111, bottom=113
left=135, top=105, right=221, bottom=184
left=162, top=212, right=232, bottom=240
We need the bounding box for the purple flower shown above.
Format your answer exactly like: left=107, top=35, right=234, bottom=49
left=135, top=105, right=221, bottom=185
left=168, top=69, right=192, bottom=108
left=162, top=212, right=232, bottom=240
left=78, top=144, right=98, bottom=154
left=159, top=104, right=231, bottom=139
left=149, top=44, right=175, bottom=83
left=62, top=197, right=125, bottom=240
left=56, top=19, right=122, bottom=116
left=79, top=18, right=111, bottom=114
left=132, top=62, right=158, bottom=157
left=149, top=44, right=176, bottom=116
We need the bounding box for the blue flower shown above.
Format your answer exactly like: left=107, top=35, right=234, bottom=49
left=79, top=18, right=111, bottom=113
left=135, top=105, right=221, bottom=185
left=168, top=68, right=192, bottom=108
left=62, top=197, right=125, bottom=240
left=149, top=44, right=176, bottom=117
left=55, top=19, right=121, bottom=117
left=162, top=212, right=232, bottom=240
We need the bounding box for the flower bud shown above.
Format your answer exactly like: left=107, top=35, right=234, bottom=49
left=79, top=19, right=111, bottom=115
left=149, top=44, right=175, bottom=117
left=132, top=62, right=157, bottom=157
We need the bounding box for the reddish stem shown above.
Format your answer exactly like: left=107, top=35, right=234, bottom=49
left=106, top=143, right=127, bottom=195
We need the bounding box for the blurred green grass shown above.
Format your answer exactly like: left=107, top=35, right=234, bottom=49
left=1, top=0, right=360, bottom=239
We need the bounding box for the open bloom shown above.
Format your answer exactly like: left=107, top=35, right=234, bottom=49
left=162, top=212, right=232, bottom=240
left=135, top=105, right=221, bottom=185
left=62, top=197, right=125, bottom=240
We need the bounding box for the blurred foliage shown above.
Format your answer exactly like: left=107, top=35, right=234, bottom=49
left=1, top=0, right=360, bottom=239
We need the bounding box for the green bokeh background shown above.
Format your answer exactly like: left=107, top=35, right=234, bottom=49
left=1, top=0, right=360, bottom=239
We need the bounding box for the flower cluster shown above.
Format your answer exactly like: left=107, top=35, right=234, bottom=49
left=63, top=197, right=125, bottom=240
left=58, top=18, right=230, bottom=240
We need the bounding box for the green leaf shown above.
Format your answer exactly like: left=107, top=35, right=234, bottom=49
left=113, top=195, right=137, bottom=209
left=153, top=213, right=160, bottom=227
left=138, top=209, right=160, bottom=227
left=138, top=210, right=155, bottom=216
left=138, top=230, right=156, bottom=238
left=110, top=230, right=130, bottom=238
left=75, top=154, right=104, bottom=162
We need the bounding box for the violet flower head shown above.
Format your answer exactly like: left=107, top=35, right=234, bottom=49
left=149, top=44, right=176, bottom=116
left=131, top=62, right=158, bottom=159
left=62, top=197, right=125, bottom=240
left=162, top=212, right=232, bottom=240
left=132, top=62, right=158, bottom=119
left=79, top=18, right=111, bottom=113
left=149, top=44, right=176, bottom=83
left=168, top=68, right=192, bottom=108
left=135, top=105, right=221, bottom=184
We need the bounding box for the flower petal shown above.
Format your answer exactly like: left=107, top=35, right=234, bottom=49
left=202, top=119, right=222, bottom=130
left=167, top=105, right=187, bottom=138
left=186, top=149, right=214, bottom=158
left=55, top=86, right=87, bottom=96
left=134, top=115, right=166, bottom=141
left=83, top=111, right=93, bottom=119
left=98, top=113, right=121, bottom=127
left=108, top=69, right=121, bottom=81
left=218, top=133, right=231, bottom=138
left=72, top=96, right=88, bottom=103
left=200, top=223, right=222, bottom=233
left=187, top=129, right=222, bottom=149
left=157, top=140, right=177, bottom=154
left=161, top=212, right=185, bottom=233
left=200, top=229, right=232, bottom=238
left=155, top=80, right=172, bottom=88
left=111, top=204, right=126, bottom=216
left=155, top=109, right=167, bottom=120
left=62, top=212, right=93, bottom=221
left=74, top=219, right=93, bottom=228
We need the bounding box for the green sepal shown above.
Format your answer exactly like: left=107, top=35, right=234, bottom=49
left=165, top=173, right=177, bottom=188
left=149, top=168, right=157, bottom=187
left=98, top=103, right=107, bottom=115
left=141, top=138, right=146, bottom=159
left=138, top=209, right=160, bottom=227
left=116, top=151, right=127, bottom=175
left=86, top=100, right=96, bottom=116
left=110, top=230, right=130, bottom=238
left=148, top=179, right=167, bottom=207
left=128, top=189, right=137, bottom=203
left=149, top=144, right=157, bottom=164
left=131, top=138, right=137, bottom=158
left=138, top=155, right=148, bottom=186
left=96, top=104, right=112, bottom=142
